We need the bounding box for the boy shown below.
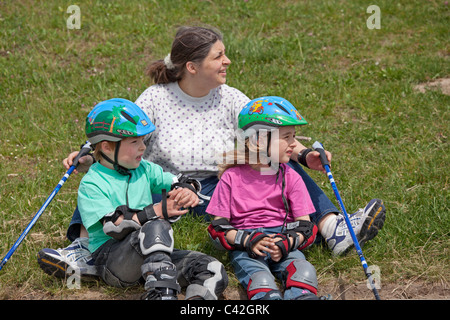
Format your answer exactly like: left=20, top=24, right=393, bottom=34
left=79, top=98, right=228, bottom=300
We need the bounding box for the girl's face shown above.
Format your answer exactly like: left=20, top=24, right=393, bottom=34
left=101, top=136, right=146, bottom=170
left=196, top=40, right=231, bottom=90
left=269, top=126, right=297, bottom=164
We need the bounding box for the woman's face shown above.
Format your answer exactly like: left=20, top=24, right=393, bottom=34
left=195, top=40, right=231, bottom=90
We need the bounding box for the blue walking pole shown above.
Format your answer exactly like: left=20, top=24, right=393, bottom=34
left=312, top=141, right=381, bottom=300
left=0, top=141, right=92, bottom=272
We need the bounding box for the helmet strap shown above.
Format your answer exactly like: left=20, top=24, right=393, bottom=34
left=276, top=165, right=290, bottom=232
left=99, top=141, right=131, bottom=176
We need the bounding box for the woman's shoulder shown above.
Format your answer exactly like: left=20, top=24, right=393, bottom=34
left=135, top=83, right=175, bottom=112
left=218, top=84, right=248, bottom=98
left=138, top=83, right=173, bottom=97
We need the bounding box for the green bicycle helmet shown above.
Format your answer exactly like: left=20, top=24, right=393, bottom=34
left=86, top=98, right=155, bottom=145
left=238, top=96, right=307, bottom=137
left=85, top=98, right=155, bottom=175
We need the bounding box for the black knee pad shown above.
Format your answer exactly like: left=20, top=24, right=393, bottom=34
left=138, top=219, right=174, bottom=255
left=183, top=255, right=228, bottom=300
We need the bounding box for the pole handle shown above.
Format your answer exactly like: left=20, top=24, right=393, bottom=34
left=312, top=141, right=329, bottom=167
left=72, top=141, right=92, bottom=168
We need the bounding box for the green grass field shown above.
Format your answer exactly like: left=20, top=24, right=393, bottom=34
left=0, top=0, right=448, bottom=300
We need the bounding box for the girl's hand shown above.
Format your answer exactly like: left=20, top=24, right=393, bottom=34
left=267, top=234, right=284, bottom=262
left=251, top=237, right=277, bottom=258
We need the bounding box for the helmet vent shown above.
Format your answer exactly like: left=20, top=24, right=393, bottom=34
left=121, top=110, right=137, bottom=124
left=274, top=103, right=290, bottom=115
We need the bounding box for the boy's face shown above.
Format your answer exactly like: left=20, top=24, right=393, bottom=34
left=102, top=136, right=146, bottom=170
left=118, top=136, right=146, bottom=169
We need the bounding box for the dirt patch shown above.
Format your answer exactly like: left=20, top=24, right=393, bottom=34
left=414, top=78, right=450, bottom=96
left=71, top=280, right=449, bottom=300
left=316, top=280, right=448, bottom=300
left=4, top=279, right=445, bottom=300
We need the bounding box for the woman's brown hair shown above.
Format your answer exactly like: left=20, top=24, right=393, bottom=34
left=146, top=26, right=223, bottom=84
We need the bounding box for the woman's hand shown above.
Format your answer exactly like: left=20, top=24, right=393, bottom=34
left=306, top=149, right=332, bottom=173
left=63, top=151, right=94, bottom=173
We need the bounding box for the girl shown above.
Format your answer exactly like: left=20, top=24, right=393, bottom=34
left=207, top=96, right=321, bottom=300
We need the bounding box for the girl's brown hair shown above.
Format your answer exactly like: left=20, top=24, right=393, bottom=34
left=217, top=137, right=269, bottom=179
left=146, top=26, right=223, bottom=84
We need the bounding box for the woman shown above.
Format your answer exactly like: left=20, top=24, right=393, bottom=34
left=38, top=26, right=386, bottom=281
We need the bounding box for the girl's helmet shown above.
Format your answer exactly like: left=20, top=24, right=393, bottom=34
left=238, top=96, right=307, bottom=137
left=85, top=98, right=155, bottom=145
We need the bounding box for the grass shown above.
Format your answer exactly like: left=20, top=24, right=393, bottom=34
left=0, top=0, right=448, bottom=299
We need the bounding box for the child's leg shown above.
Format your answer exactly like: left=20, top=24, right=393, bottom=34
left=92, top=236, right=144, bottom=288
left=138, top=219, right=179, bottom=299
left=272, top=250, right=319, bottom=300
left=94, top=219, right=180, bottom=298
left=230, top=250, right=283, bottom=300
left=171, top=249, right=228, bottom=300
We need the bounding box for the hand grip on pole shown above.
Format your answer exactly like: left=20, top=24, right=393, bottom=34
left=312, top=141, right=329, bottom=167
left=72, top=141, right=92, bottom=168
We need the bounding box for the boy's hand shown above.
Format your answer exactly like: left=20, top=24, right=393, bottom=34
left=168, top=187, right=199, bottom=208
left=153, top=188, right=199, bottom=220
left=153, top=199, right=188, bottom=218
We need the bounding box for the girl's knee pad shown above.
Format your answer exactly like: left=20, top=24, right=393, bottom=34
left=247, top=271, right=283, bottom=300
left=283, top=259, right=318, bottom=295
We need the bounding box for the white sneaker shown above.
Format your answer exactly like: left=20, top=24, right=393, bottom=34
left=357, top=199, right=386, bottom=248
left=326, top=199, right=386, bottom=255
left=37, top=237, right=99, bottom=278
